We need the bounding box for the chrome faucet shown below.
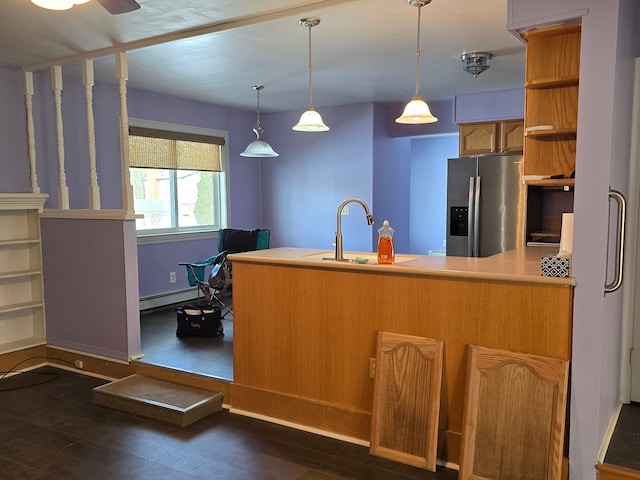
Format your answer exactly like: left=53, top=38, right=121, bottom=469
left=335, top=198, right=374, bottom=261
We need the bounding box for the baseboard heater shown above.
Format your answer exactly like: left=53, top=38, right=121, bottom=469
left=139, top=288, right=197, bottom=311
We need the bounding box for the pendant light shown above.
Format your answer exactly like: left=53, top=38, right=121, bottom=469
left=293, top=18, right=329, bottom=132
left=240, top=85, right=279, bottom=157
left=396, top=0, right=438, bottom=124
left=31, top=0, right=89, bottom=10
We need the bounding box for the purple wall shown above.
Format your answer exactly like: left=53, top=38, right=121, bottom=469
left=453, top=88, right=524, bottom=123
left=410, top=135, right=459, bottom=254
left=41, top=218, right=139, bottom=361
left=373, top=103, right=412, bottom=253
left=0, top=67, right=30, bottom=193
left=259, top=103, right=376, bottom=252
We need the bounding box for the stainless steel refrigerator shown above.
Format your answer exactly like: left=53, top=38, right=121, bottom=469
left=446, top=154, right=526, bottom=257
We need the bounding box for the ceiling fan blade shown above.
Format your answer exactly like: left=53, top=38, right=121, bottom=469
left=96, top=0, right=141, bottom=15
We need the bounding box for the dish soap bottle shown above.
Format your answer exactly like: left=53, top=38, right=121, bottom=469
left=377, top=220, right=395, bottom=264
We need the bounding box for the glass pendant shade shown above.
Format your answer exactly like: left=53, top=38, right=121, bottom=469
left=241, top=129, right=279, bottom=157
left=395, top=94, right=438, bottom=124
left=32, top=0, right=89, bottom=10
left=293, top=107, right=329, bottom=132
left=293, top=18, right=329, bottom=132
left=241, top=85, right=278, bottom=157
left=396, top=0, right=438, bottom=125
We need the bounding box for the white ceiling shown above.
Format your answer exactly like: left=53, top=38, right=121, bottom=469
left=0, top=0, right=526, bottom=113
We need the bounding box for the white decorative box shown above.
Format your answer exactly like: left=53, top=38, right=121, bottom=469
left=541, top=256, right=571, bottom=278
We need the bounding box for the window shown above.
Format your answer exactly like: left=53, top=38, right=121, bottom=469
left=128, top=119, right=229, bottom=235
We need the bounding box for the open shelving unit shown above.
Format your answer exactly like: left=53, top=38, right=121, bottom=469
left=0, top=194, right=48, bottom=353
left=523, top=22, right=581, bottom=187
left=522, top=22, right=580, bottom=245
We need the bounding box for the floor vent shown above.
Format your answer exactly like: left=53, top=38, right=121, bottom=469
left=93, top=374, right=223, bottom=427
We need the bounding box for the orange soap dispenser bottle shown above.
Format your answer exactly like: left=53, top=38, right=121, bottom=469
left=377, top=220, right=395, bottom=264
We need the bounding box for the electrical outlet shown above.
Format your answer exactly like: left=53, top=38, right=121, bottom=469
left=341, top=205, right=350, bottom=216
left=369, top=357, right=376, bottom=379
left=169, top=271, right=176, bottom=283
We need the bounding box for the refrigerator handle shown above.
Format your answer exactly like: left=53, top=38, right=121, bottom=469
left=605, top=189, right=626, bottom=294
left=467, top=177, right=475, bottom=257
left=473, top=176, right=481, bottom=257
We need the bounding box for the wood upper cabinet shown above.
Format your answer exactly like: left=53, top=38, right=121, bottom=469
left=500, top=120, right=525, bottom=153
left=523, top=22, right=581, bottom=183
left=459, top=122, right=498, bottom=156
left=459, top=120, right=524, bottom=157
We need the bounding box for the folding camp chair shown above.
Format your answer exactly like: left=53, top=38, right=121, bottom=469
left=179, top=228, right=270, bottom=317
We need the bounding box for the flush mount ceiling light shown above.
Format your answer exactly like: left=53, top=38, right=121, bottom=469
left=31, top=0, right=140, bottom=14
left=31, top=0, right=89, bottom=10
left=293, top=18, right=329, bottom=132
left=241, top=85, right=279, bottom=158
left=396, top=0, right=438, bottom=124
left=461, top=52, right=493, bottom=77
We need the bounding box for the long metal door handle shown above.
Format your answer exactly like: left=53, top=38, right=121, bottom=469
left=467, top=177, right=475, bottom=257
left=473, top=176, right=481, bottom=257
left=605, top=189, right=626, bottom=294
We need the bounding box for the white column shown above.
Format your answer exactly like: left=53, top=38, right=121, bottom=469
left=83, top=58, right=101, bottom=210
left=23, top=71, right=40, bottom=194
left=116, top=52, right=134, bottom=215
left=51, top=65, right=69, bottom=210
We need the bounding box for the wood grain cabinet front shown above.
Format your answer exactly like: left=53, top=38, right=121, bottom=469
left=459, top=120, right=524, bottom=157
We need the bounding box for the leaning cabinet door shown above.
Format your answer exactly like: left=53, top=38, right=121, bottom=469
left=459, top=345, right=569, bottom=480
left=369, top=332, right=444, bottom=471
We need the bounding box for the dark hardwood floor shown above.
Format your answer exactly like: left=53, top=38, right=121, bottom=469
left=138, top=301, right=233, bottom=380
left=0, top=367, right=457, bottom=479
left=605, top=403, right=640, bottom=472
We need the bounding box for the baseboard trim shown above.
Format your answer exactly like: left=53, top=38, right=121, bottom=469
left=230, top=383, right=371, bottom=442
left=229, top=407, right=369, bottom=447
left=599, top=401, right=624, bottom=463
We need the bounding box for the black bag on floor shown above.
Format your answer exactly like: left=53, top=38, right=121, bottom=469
left=175, top=303, right=223, bottom=338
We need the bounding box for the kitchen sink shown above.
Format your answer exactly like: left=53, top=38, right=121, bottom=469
left=303, top=251, right=418, bottom=264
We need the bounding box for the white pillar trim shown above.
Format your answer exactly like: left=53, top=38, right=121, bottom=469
left=51, top=65, right=69, bottom=210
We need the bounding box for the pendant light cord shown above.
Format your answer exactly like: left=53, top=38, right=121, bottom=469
left=256, top=87, right=262, bottom=128
left=307, top=24, right=313, bottom=107
left=414, top=4, right=422, bottom=96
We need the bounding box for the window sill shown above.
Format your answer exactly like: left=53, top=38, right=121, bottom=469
left=136, top=230, right=219, bottom=245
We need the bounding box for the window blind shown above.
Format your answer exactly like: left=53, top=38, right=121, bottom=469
left=128, top=126, right=224, bottom=172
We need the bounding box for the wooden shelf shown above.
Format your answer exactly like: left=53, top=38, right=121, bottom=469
left=525, top=128, right=577, bottom=138
left=0, top=269, right=43, bottom=281
left=0, top=301, right=44, bottom=315
left=526, top=76, right=579, bottom=89
left=524, top=178, right=575, bottom=187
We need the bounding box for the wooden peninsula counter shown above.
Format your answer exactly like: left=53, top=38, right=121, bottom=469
left=228, top=247, right=573, bottom=466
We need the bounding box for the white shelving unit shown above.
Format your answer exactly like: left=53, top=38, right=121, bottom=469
left=0, top=193, right=48, bottom=353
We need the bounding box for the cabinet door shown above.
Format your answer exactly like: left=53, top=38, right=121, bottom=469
left=459, top=345, right=569, bottom=480
left=459, top=122, right=498, bottom=156
left=499, top=120, right=524, bottom=153
left=370, top=331, right=443, bottom=472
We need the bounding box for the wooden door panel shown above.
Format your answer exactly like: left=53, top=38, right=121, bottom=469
left=370, top=331, right=444, bottom=471
left=459, top=345, right=569, bottom=480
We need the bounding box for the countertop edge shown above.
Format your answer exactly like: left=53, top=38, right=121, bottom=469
left=229, top=247, right=575, bottom=286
